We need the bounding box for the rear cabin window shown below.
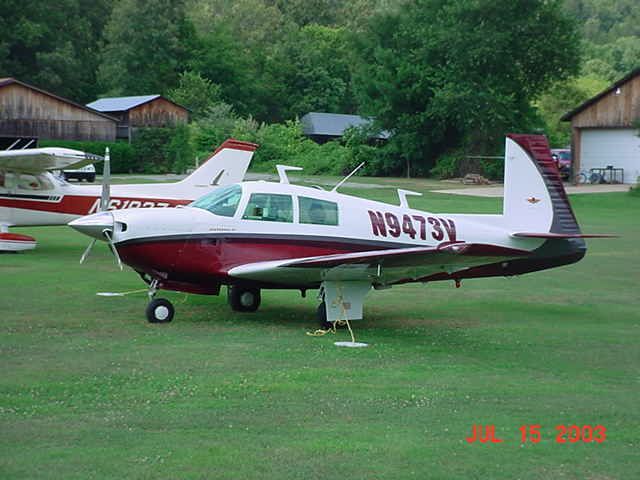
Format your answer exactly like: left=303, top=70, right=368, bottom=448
left=243, top=193, right=293, bottom=223
left=299, top=197, right=339, bottom=226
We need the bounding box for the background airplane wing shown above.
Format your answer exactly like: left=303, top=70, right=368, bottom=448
left=0, top=148, right=103, bottom=174
left=228, top=243, right=530, bottom=286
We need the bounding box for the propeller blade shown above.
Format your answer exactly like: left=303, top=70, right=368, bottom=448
left=79, top=238, right=97, bottom=264
left=102, top=229, right=123, bottom=271
left=100, top=147, right=111, bottom=212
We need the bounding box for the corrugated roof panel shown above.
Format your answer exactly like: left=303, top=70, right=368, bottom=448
left=87, top=95, right=161, bottom=112
left=300, top=112, right=390, bottom=139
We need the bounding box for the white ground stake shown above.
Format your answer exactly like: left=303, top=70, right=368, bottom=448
left=334, top=341, right=369, bottom=348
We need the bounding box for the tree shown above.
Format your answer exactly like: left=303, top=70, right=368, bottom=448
left=537, top=76, right=609, bottom=146
left=97, top=0, right=195, bottom=96
left=352, top=0, right=581, bottom=175
left=167, top=71, right=222, bottom=119
left=277, top=24, right=356, bottom=118
left=0, top=0, right=112, bottom=102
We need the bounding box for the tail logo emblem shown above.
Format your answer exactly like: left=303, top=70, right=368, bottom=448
left=527, top=197, right=541, bottom=204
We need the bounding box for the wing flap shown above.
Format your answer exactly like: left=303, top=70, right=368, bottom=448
left=228, top=242, right=530, bottom=285
left=512, top=232, right=618, bottom=239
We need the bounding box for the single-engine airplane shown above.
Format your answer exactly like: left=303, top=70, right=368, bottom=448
left=0, top=139, right=257, bottom=251
left=69, top=134, right=613, bottom=327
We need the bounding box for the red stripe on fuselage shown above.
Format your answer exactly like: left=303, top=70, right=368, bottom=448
left=0, top=194, right=190, bottom=215
left=118, top=237, right=367, bottom=283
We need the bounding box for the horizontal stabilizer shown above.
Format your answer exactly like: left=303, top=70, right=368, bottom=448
left=511, top=232, right=618, bottom=239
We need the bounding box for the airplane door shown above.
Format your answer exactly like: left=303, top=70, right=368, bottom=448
left=0, top=172, right=16, bottom=225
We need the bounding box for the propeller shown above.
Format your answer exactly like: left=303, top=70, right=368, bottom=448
left=76, top=147, right=122, bottom=270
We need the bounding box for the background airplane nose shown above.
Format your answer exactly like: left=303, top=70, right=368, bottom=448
left=68, top=211, right=114, bottom=240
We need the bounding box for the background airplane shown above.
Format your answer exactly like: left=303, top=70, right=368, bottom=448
left=0, top=139, right=257, bottom=251
left=70, top=134, right=613, bottom=330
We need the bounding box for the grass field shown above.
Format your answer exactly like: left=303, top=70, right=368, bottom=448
left=1, top=182, right=639, bottom=479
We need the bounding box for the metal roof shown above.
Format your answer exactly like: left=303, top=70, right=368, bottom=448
left=300, top=112, right=390, bottom=139
left=86, top=95, right=162, bottom=112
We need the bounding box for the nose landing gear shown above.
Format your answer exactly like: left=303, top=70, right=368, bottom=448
left=145, top=278, right=174, bottom=323
left=146, top=297, right=175, bottom=323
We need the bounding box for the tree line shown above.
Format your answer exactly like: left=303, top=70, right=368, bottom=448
left=1, top=0, right=637, bottom=177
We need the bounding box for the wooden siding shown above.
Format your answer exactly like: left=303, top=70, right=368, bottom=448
left=128, top=97, right=188, bottom=127
left=0, top=83, right=116, bottom=141
left=570, top=74, right=640, bottom=128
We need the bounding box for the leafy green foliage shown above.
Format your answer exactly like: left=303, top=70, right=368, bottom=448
left=132, top=127, right=195, bottom=174
left=0, top=0, right=111, bottom=102
left=167, top=71, right=222, bottom=119
left=353, top=0, right=580, bottom=173
left=98, top=0, right=195, bottom=96
left=537, top=76, right=609, bottom=146
left=277, top=25, right=356, bottom=118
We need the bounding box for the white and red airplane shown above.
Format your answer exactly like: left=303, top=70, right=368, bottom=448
left=69, top=134, right=612, bottom=329
left=0, top=139, right=257, bottom=251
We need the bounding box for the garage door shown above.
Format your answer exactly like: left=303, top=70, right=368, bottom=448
left=581, top=129, right=640, bottom=184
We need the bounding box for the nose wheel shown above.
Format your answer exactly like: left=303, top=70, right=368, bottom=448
left=146, top=298, right=174, bottom=323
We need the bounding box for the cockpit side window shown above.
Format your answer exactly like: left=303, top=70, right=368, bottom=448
left=189, top=184, right=242, bottom=217
left=299, top=196, right=339, bottom=226
left=242, top=193, right=293, bottom=223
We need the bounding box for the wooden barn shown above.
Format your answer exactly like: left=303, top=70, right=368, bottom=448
left=0, top=78, right=117, bottom=143
left=562, top=68, right=640, bottom=184
left=87, top=95, right=189, bottom=141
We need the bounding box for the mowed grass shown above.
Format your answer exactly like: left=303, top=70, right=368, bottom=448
left=1, top=184, right=639, bottom=479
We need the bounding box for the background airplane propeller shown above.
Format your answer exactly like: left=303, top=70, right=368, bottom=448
left=78, top=147, right=123, bottom=270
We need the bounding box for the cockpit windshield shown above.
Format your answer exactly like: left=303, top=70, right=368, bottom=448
left=189, top=184, right=242, bottom=217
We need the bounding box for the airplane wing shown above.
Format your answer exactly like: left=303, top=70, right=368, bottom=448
left=0, top=148, right=103, bottom=174
left=228, top=242, right=529, bottom=286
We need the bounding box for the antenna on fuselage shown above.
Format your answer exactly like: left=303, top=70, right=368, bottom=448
left=276, top=165, right=303, bottom=184
left=331, top=162, right=365, bottom=192
left=397, top=189, right=422, bottom=208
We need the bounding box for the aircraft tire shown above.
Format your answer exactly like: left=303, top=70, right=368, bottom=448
left=146, top=298, right=175, bottom=323
left=228, top=286, right=261, bottom=312
left=317, top=301, right=332, bottom=330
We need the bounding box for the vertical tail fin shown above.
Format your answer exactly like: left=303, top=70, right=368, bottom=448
left=503, top=134, right=581, bottom=235
left=178, top=139, right=258, bottom=188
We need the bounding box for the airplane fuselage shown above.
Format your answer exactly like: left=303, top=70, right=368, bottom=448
left=84, top=181, right=584, bottom=294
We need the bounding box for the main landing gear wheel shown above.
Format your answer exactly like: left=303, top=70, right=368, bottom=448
left=228, top=286, right=261, bottom=312
left=146, top=298, right=174, bottom=323
left=317, top=301, right=332, bottom=330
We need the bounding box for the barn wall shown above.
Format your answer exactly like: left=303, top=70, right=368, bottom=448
left=571, top=75, right=640, bottom=128
left=128, top=98, right=189, bottom=127
left=0, top=83, right=116, bottom=141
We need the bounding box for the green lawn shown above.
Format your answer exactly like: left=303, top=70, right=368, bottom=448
left=1, top=186, right=638, bottom=479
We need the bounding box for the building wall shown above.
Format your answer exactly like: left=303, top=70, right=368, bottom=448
left=569, top=73, right=640, bottom=182
left=128, top=98, right=188, bottom=128
left=0, top=83, right=116, bottom=141
left=570, top=74, right=640, bottom=128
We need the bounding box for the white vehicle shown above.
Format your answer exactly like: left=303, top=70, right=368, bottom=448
left=63, top=163, right=96, bottom=182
